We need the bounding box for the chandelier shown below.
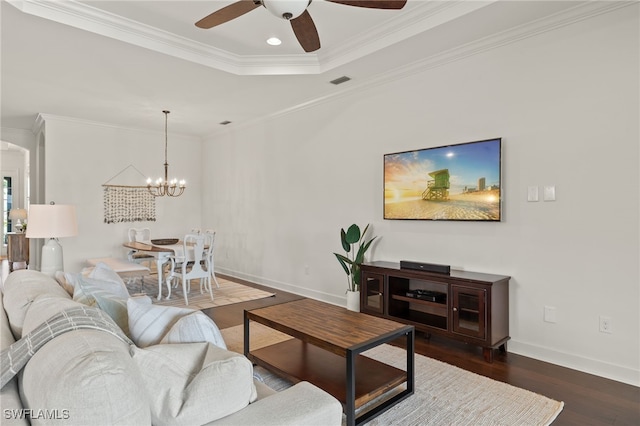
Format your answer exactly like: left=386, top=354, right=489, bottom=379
left=147, top=110, right=186, bottom=197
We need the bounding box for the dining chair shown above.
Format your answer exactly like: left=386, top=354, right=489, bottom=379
left=166, top=234, right=213, bottom=305
left=127, top=228, right=153, bottom=264
left=204, top=230, right=220, bottom=289
left=126, top=227, right=154, bottom=290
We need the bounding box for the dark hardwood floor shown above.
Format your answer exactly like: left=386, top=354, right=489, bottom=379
left=205, top=275, right=640, bottom=426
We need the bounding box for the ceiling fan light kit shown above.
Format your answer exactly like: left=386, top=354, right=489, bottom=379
left=263, top=0, right=310, bottom=20
left=195, top=0, right=407, bottom=53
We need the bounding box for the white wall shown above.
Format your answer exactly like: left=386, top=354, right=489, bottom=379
left=39, top=115, right=203, bottom=272
left=202, top=7, right=639, bottom=385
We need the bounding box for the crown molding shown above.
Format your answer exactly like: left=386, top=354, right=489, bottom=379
left=0, top=126, right=36, bottom=139
left=7, top=0, right=252, bottom=74
left=6, top=0, right=497, bottom=76
left=204, top=0, right=633, bottom=138
left=320, top=0, right=496, bottom=71
left=34, top=113, right=199, bottom=140
left=32, top=113, right=46, bottom=135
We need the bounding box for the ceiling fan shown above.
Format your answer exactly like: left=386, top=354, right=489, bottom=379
left=195, top=0, right=407, bottom=53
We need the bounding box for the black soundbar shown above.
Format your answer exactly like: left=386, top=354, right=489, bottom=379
left=400, top=260, right=451, bottom=275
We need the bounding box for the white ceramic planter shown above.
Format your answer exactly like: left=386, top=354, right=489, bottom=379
left=346, top=290, right=360, bottom=312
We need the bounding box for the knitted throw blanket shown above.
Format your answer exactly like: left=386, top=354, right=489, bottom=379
left=1, top=306, right=132, bottom=389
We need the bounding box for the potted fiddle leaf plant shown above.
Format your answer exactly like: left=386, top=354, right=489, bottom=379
left=334, top=223, right=376, bottom=311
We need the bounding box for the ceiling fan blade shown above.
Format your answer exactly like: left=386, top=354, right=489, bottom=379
left=290, top=10, right=321, bottom=53
left=326, top=0, right=407, bottom=9
left=195, top=0, right=261, bottom=29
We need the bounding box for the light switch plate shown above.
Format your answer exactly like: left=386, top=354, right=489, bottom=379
left=527, top=186, right=539, bottom=202
left=543, top=185, right=556, bottom=201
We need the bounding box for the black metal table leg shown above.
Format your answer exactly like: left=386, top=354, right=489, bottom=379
left=243, top=310, right=250, bottom=357
left=351, top=326, right=415, bottom=426
left=346, top=349, right=356, bottom=426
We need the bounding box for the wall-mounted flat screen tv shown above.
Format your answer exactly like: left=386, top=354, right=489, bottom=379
left=384, top=138, right=502, bottom=221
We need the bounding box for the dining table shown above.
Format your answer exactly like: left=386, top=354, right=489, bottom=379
left=122, top=240, right=193, bottom=300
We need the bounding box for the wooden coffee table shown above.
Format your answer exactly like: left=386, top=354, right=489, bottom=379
left=244, top=299, right=415, bottom=426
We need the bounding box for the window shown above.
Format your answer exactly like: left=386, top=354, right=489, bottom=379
left=3, top=176, right=13, bottom=245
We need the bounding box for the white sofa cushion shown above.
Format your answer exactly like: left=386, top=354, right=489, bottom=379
left=2, top=270, right=71, bottom=338
left=0, top=294, right=28, bottom=426
left=209, top=381, right=343, bottom=426
left=131, top=342, right=257, bottom=425
left=21, top=295, right=84, bottom=336
left=17, top=280, right=151, bottom=425
left=21, top=331, right=151, bottom=425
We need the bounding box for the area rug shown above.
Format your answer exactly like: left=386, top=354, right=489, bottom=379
left=221, top=321, right=293, bottom=353
left=127, top=276, right=275, bottom=310
left=221, top=323, right=564, bottom=426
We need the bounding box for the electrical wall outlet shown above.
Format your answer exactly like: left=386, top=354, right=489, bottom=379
left=599, top=316, right=613, bottom=333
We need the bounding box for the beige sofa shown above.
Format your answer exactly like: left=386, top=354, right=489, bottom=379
left=0, top=270, right=342, bottom=425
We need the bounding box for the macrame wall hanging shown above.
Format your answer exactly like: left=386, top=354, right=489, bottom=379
left=102, top=165, right=156, bottom=224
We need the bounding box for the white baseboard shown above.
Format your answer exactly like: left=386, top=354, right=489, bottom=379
left=217, top=267, right=639, bottom=388
left=217, top=267, right=345, bottom=307
left=508, top=340, right=639, bottom=387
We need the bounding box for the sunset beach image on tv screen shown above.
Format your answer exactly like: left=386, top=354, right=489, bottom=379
left=384, top=138, right=502, bottom=221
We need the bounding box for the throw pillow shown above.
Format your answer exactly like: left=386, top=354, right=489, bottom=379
left=89, top=261, right=126, bottom=287
left=72, top=275, right=130, bottom=307
left=68, top=276, right=134, bottom=336
left=126, top=299, right=194, bottom=348
left=91, top=292, right=130, bottom=336
left=54, top=271, right=74, bottom=296
left=130, top=342, right=257, bottom=425
left=160, top=311, right=227, bottom=350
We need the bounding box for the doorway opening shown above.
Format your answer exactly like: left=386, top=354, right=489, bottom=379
left=3, top=176, right=14, bottom=245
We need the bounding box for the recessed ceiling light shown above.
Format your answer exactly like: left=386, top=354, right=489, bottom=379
left=266, top=37, right=282, bottom=46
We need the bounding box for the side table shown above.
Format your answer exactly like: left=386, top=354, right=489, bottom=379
left=7, top=232, right=29, bottom=272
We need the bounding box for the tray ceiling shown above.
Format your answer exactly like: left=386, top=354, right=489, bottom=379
left=2, top=1, right=621, bottom=136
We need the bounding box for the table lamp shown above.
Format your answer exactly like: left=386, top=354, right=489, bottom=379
left=9, top=208, right=28, bottom=232
left=26, top=204, right=78, bottom=276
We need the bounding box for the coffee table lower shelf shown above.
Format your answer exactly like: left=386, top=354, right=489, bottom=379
left=248, top=338, right=407, bottom=409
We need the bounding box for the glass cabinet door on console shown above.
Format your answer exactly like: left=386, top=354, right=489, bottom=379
left=361, top=272, right=385, bottom=314
left=360, top=261, right=510, bottom=362
left=451, top=285, right=486, bottom=339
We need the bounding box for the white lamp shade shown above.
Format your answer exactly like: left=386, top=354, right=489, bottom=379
left=26, top=204, right=78, bottom=239
left=9, top=208, right=28, bottom=221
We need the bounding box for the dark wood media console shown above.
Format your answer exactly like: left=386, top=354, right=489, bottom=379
left=360, top=261, right=510, bottom=362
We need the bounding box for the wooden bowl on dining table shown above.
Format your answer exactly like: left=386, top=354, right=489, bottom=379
left=151, top=238, right=179, bottom=245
